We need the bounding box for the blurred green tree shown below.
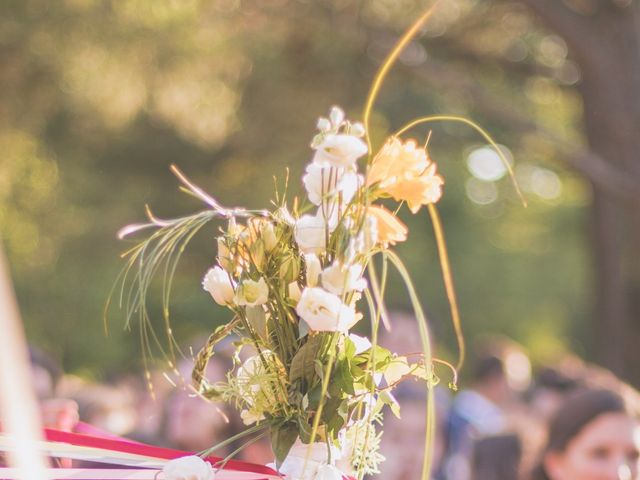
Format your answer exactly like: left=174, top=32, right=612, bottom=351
left=1, top=0, right=637, bottom=384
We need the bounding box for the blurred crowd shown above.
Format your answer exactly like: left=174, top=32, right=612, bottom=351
left=30, top=315, right=640, bottom=480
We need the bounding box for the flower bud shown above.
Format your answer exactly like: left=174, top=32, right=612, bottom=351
left=202, top=267, right=235, bottom=306
left=217, top=237, right=234, bottom=272
left=329, top=106, right=345, bottom=127
left=234, top=277, right=269, bottom=306
left=279, top=253, right=300, bottom=282
left=261, top=221, right=278, bottom=252
left=317, top=117, right=331, bottom=132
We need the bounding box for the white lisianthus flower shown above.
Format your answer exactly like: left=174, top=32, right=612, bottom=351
left=162, top=455, right=214, bottom=480
left=296, top=287, right=358, bottom=333
left=202, top=267, right=235, bottom=306
left=234, top=277, right=269, bottom=306
left=304, top=254, right=322, bottom=287
left=315, top=464, right=344, bottom=480
left=302, top=164, right=361, bottom=207
left=321, top=261, right=366, bottom=296
left=312, top=134, right=368, bottom=169
left=295, top=213, right=327, bottom=254
left=272, top=440, right=343, bottom=480
left=236, top=351, right=278, bottom=407
left=302, top=164, right=335, bottom=206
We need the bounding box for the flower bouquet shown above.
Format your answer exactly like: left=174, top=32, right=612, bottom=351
left=113, top=7, right=519, bottom=480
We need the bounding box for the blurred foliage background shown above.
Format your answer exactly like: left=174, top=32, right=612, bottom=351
left=2, top=0, right=638, bottom=384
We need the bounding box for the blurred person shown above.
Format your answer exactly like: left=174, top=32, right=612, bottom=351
left=379, top=384, right=450, bottom=479
left=526, top=366, right=581, bottom=423
left=29, top=345, right=79, bottom=433
left=438, top=337, right=531, bottom=480
left=471, top=434, right=522, bottom=480
left=161, top=354, right=235, bottom=454
left=58, top=375, right=138, bottom=436
left=379, top=311, right=426, bottom=355
left=529, top=388, right=640, bottom=480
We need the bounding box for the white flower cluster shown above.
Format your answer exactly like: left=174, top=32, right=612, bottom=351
left=202, top=107, right=369, bottom=336
left=294, top=107, right=368, bottom=334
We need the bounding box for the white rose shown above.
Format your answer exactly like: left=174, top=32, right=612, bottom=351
left=162, top=455, right=214, bottom=480
left=236, top=351, right=277, bottom=406
left=277, top=455, right=319, bottom=480
left=312, top=134, right=368, bottom=168
left=304, top=254, right=322, bottom=287
left=202, top=267, right=235, bottom=306
left=295, top=213, right=327, bottom=254
left=296, top=287, right=358, bottom=333
left=274, top=440, right=343, bottom=480
left=321, top=261, right=366, bottom=296
left=234, top=277, right=269, bottom=306
left=315, top=464, right=344, bottom=480
left=303, top=164, right=361, bottom=206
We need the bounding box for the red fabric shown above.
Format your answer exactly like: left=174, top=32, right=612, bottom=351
left=43, top=427, right=278, bottom=476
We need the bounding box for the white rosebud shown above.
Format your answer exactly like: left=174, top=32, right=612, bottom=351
left=315, top=464, right=344, bottom=480
left=317, top=117, right=331, bottom=132
left=216, top=237, right=234, bottom=272
left=350, top=122, right=365, bottom=137
left=162, top=455, right=214, bottom=480
left=234, top=277, right=269, bottom=306
left=329, top=106, right=345, bottom=127
left=261, top=221, right=278, bottom=252
left=312, top=134, right=368, bottom=169
left=295, top=213, right=327, bottom=254
left=296, top=287, right=358, bottom=333
left=288, top=282, right=302, bottom=302
left=304, top=254, right=322, bottom=287
left=202, top=267, right=235, bottom=306
left=321, top=261, right=367, bottom=296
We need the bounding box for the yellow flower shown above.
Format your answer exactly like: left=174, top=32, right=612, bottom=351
left=382, top=163, right=444, bottom=213
left=368, top=138, right=444, bottom=213
left=368, top=205, right=408, bottom=247
left=367, top=138, right=428, bottom=187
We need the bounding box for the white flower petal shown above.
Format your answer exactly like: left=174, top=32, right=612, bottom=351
left=162, top=456, right=214, bottom=480
left=202, top=267, right=235, bottom=305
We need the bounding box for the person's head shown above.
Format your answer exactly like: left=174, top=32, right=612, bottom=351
left=527, top=366, right=581, bottom=421
left=471, top=339, right=530, bottom=406
left=532, top=388, right=640, bottom=480
left=29, top=345, right=62, bottom=399
left=472, top=434, right=522, bottom=480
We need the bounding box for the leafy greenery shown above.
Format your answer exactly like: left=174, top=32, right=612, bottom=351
left=2, top=0, right=593, bottom=380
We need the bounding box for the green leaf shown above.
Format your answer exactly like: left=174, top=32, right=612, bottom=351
left=297, top=415, right=313, bottom=443
left=379, top=390, right=401, bottom=419
left=334, top=357, right=355, bottom=396
left=383, top=356, right=412, bottom=385
left=289, top=335, right=323, bottom=385
left=271, top=422, right=299, bottom=468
